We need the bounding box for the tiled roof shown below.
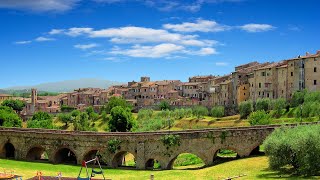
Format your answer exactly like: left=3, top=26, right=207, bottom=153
left=0, top=94, right=12, bottom=97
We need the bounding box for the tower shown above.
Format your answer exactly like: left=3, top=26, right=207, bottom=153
left=140, top=76, right=150, bottom=82
left=30, top=88, right=37, bottom=114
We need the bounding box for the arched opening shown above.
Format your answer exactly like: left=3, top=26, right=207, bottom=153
left=213, top=149, right=239, bottom=165
left=168, top=153, right=205, bottom=170
left=54, top=148, right=77, bottom=164
left=4, top=143, right=15, bottom=158
left=83, top=150, right=107, bottom=166
left=250, top=145, right=265, bottom=156
left=112, top=151, right=136, bottom=168
left=145, top=159, right=161, bottom=170
left=26, top=147, right=48, bottom=161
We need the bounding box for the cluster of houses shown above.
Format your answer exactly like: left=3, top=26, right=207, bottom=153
left=1, top=50, right=319, bottom=116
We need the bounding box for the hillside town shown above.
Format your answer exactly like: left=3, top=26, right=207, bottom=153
left=1, top=50, right=319, bottom=116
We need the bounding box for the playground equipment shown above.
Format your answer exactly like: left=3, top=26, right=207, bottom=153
left=0, top=169, right=21, bottom=180
left=77, top=156, right=105, bottom=180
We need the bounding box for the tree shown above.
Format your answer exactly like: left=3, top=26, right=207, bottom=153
left=159, top=100, right=171, bottom=111
left=108, top=106, right=136, bottom=132
left=255, top=98, right=271, bottom=112
left=86, top=106, right=99, bottom=121
left=104, top=96, right=132, bottom=113
left=291, top=90, right=307, bottom=107
left=210, top=106, right=225, bottom=118
left=71, top=110, right=81, bottom=117
left=1, top=99, right=26, bottom=112
left=27, top=112, right=54, bottom=129
left=264, top=125, right=320, bottom=176
left=73, top=112, right=91, bottom=131
left=137, top=109, right=154, bottom=120
left=248, top=110, right=271, bottom=125
left=60, top=105, right=76, bottom=112
left=271, top=98, right=287, bottom=118
left=238, top=101, right=253, bottom=119
left=0, top=106, right=22, bottom=127
left=192, top=106, right=208, bottom=119
left=57, top=113, right=72, bottom=126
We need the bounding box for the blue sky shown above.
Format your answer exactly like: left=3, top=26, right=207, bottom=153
left=0, top=0, right=319, bottom=88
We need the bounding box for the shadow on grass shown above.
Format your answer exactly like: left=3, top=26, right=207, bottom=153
left=256, top=167, right=319, bottom=179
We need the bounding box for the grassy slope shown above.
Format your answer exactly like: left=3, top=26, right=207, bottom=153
left=1, top=156, right=317, bottom=179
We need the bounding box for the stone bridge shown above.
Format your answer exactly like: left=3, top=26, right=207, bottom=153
left=0, top=122, right=318, bottom=170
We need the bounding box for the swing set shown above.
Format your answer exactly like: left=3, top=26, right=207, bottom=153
left=77, top=155, right=105, bottom=180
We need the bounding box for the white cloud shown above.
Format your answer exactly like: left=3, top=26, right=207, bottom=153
left=184, top=47, right=218, bottom=56
left=74, top=43, right=99, bottom=50
left=14, top=40, right=31, bottom=44
left=48, top=29, right=65, bottom=35
left=215, top=62, right=229, bottom=66
left=65, top=27, right=93, bottom=37
left=110, top=43, right=185, bottom=58
left=0, top=0, right=80, bottom=12
left=163, top=19, right=230, bottom=32
left=35, top=37, right=55, bottom=42
left=239, top=24, right=275, bottom=32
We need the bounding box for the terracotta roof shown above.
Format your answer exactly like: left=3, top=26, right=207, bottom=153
left=182, top=82, right=201, bottom=86
left=255, top=61, right=286, bottom=71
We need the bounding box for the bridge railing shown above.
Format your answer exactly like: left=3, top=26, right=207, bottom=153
left=0, top=121, right=319, bottom=136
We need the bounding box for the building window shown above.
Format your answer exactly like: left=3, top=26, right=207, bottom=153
left=259, top=92, right=261, bottom=95
left=314, top=67, right=317, bottom=72
left=314, top=80, right=317, bottom=85
left=261, top=72, right=265, bottom=76
left=291, top=72, right=293, bottom=76
left=259, top=83, right=261, bottom=88
left=244, top=93, right=246, bottom=96
left=267, top=93, right=269, bottom=97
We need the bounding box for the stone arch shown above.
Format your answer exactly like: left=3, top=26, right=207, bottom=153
left=212, top=147, right=240, bottom=163
left=145, top=158, right=162, bottom=170
left=2, top=142, right=15, bottom=158
left=111, top=151, right=136, bottom=168
left=26, top=146, right=48, bottom=161
left=54, top=147, right=77, bottom=164
left=249, top=144, right=264, bottom=156
left=166, top=152, right=206, bottom=170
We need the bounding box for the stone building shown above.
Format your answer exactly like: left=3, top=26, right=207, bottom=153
left=0, top=94, right=12, bottom=103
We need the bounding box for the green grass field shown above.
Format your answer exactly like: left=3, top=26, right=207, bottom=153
left=1, top=156, right=318, bottom=179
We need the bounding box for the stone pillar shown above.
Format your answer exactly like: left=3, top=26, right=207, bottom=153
left=136, top=142, right=146, bottom=169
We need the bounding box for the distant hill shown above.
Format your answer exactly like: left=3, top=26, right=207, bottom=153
left=3, top=78, right=123, bottom=93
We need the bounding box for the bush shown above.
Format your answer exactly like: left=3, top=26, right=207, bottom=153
left=304, top=91, right=320, bottom=103
left=264, top=125, right=320, bottom=176
left=255, top=98, right=271, bottom=112
left=271, top=98, right=287, bottom=118
left=104, top=96, right=132, bottom=113
left=192, top=106, right=208, bottom=119
left=248, top=110, right=271, bottom=125
left=238, top=101, right=253, bottom=119
left=27, top=112, right=54, bottom=129
left=60, top=105, right=76, bottom=112
left=210, top=106, right=225, bottom=118
left=136, top=117, right=165, bottom=132
left=1, top=99, right=26, bottom=112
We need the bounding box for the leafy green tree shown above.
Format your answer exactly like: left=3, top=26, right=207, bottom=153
left=238, top=101, right=253, bottom=119
left=159, top=100, right=171, bottom=110
left=104, top=96, right=132, bottom=113
left=137, top=109, right=154, bottom=120
left=101, top=110, right=108, bottom=122
left=109, top=106, right=136, bottom=132
left=255, top=98, right=271, bottom=112
left=73, top=112, right=91, bottom=131
left=60, top=105, right=76, bottom=112
left=57, top=113, right=72, bottom=126
left=210, top=106, right=225, bottom=118
left=71, top=110, right=81, bottom=117
left=248, top=110, right=271, bottom=125
left=86, top=106, right=99, bottom=121
left=27, top=112, right=54, bottom=129
left=1, top=99, right=26, bottom=112
left=0, top=106, right=22, bottom=127
left=291, top=90, right=307, bottom=107
left=264, top=125, right=320, bottom=176
left=192, top=106, right=208, bottom=119
left=271, top=98, right=287, bottom=118
left=304, top=91, right=320, bottom=103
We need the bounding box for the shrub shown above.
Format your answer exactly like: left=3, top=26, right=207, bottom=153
left=185, top=108, right=193, bottom=118
left=304, top=91, right=320, bottom=103
left=248, top=110, right=271, bottom=125
left=210, top=106, right=225, bottom=118
left=264, top=125, right=320, bottom=176
left=0, top=106, right=22, bottom=127
left=192, top=106, right=208, bottom=119
left=104, top=96, right=132, bottom=113
left=271, top=98, right=287, bottom=118
left=136, top=117, right=165, bottom=132
left=238, top=101, right=253, bottom=119
left=27, top=112, right=54, bottom=129
left=255, top=98, right=271, bottom=112
left=60, top=105, right=76, bottom=112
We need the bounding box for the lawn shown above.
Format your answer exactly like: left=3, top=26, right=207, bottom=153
left=1, top=156, right=318, bottom=179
